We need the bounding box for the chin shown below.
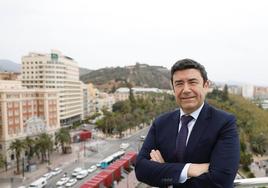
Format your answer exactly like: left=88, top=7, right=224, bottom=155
left=182, top=104, right=197, bottom=112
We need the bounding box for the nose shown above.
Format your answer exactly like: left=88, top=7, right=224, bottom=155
left=182, top=83, right=191, bottom=93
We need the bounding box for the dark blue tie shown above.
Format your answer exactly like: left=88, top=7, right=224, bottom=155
left=176, top=115, right=193, bottom=162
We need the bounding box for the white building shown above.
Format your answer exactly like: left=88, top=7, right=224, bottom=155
left=95, top=92, right=115, bottom=112
left=115, top=87, right=163, bottom=94
left=242, top=84, right=254, bottom=99
left=21, top=50, right=82, bottom=126
left=114, top=87, right=164, bottom=102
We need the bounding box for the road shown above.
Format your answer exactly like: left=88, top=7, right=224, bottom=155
left=44, top=126, right=149, bottom=188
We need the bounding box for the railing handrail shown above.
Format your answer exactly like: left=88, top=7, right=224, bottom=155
left=234, top=177, right=268, bottom=187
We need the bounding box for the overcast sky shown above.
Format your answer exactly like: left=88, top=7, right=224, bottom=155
left=1, top=0, right=268, bottom=86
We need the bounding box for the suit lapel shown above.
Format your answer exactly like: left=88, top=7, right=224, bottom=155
left=170, top=109, right=180, bottom=161
left=184, top=103, right=212, bottom=160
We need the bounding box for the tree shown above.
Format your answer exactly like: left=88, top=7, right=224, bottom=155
left=114, top=114, right=126, bottom=138
left=24, top=136, right=35, bottom=163
left=222, top=84, right=229, bottom=101
left=240, top=151, right=253, bottom=168
left=127, top=82, right=136, bottom=106
left=36, top=133, right=53, bottom=163
left=0, top=153, right=4, bottom=168
left=55, top=128, right=71, bottom=154
left=112, top=101, right=131, bottom=113
left=9, top=139, right=25, bottom=174
left=251, top=133, right=267, bottom=156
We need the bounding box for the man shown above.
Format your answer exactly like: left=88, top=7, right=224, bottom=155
left=135, top=59, right=240, bottom=188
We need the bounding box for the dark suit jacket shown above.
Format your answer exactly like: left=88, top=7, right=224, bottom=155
left=135, top=103, right=240, bottom=188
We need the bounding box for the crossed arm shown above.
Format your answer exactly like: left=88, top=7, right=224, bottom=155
left=150, top=149, right=209, bottom=178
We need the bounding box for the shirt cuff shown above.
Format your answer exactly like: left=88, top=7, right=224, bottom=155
left=179, top=163, right=191, bottom=183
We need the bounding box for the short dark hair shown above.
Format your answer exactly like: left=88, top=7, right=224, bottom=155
left=171, top=58, right=208, bottom=84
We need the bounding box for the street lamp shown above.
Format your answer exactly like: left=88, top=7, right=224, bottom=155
left=84, top=140, right=86, bottom=157
left=22, top=157, right=24, bottom=178
left=4, top=158, right=8, bottom=172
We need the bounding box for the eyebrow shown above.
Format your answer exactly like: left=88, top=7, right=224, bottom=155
left=174, top=78, right=199, bottom=83
left=188, top=78, right=199, bottom=82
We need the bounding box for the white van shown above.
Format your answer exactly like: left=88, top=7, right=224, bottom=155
left=29, top=177, right=47, bottom=188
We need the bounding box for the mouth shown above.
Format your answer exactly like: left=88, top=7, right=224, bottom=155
left=181, top=96, right=196, bottom=100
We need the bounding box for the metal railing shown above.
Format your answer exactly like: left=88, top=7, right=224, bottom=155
left=234, top=177, right=268, bottom=187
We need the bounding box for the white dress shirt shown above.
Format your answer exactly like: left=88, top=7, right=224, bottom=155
left=178, top=103, right=204, bottom=183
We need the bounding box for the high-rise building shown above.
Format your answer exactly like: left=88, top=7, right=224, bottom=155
left=21, top=50, right=82, bottom=126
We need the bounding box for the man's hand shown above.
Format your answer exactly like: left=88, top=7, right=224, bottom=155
left=150, top=149, right=165, bottom=163
left=187, top=163, right=210, bottom=177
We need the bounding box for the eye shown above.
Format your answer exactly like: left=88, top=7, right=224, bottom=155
left=189, top=80, right=199, bottom=85
left=174, top=82, right=183, bottom=87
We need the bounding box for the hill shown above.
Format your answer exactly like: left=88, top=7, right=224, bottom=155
left=0, top=59, right=21, bottom=72
left=80, top=63, right=171, bottom=91
left=79, top=67, right=93, bottom=76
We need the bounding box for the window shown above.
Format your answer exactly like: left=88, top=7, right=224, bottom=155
left=7, top=102, right=12, bottom=108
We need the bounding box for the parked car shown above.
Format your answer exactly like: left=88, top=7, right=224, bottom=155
left=76, top=170, right=88, bottom=180
left=65, top=178, right=77, bottom=187
left=56, top=177, right=70, bottom=186
left=42, top=172, right=53, bottom=180
left=29, top=177, right=47, bottom=188
left=72, top=167, right=83, bottom=177
left=87, top=165, right=97, bottom=173
left=51, top=167, right=62, bottom=176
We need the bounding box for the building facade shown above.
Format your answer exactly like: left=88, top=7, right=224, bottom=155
left=0, top=80, right=60, bottom=162
left=0, top=72, right=20, bottom=80
left=21, top=50, right=82, bottom=126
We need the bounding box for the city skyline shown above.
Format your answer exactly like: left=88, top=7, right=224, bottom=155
left=1, top=0, right=268, bottom=86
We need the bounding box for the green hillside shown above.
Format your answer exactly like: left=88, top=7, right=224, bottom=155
left=207, top=92, right=268, bottom=152
left=207, top=89, right=268, bottom=177
left=80, top=63, right=171, bottom=91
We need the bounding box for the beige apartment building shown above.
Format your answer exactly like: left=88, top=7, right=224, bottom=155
left=0, top=80, right=60, bottom=162
left=0, top=72, right=20, bottom=80
left=87, top=83, right=99, bottom=114
left=21, top=50, right=82, bottom=126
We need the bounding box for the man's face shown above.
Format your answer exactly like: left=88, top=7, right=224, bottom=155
left=172, top=68, right=209, bottom=114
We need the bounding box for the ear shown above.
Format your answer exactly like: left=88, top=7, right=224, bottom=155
left=203, top=80, right=210, bottom=89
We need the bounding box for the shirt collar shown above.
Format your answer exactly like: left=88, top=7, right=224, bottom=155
left=180, top=102, right=204, bottom=120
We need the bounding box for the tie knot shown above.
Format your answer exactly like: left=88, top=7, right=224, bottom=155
left=181, top=115, right=193, bottom=127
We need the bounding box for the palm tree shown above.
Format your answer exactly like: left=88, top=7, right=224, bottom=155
left=36, top=133, right=53, bottom=163
left=24, top=136, right=35, bottom=163
left=55, top=128, right=71, bottom=154
left=9, top=139, right=25, bottom=174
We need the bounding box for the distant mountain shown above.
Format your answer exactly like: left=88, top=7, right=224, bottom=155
left=79, top=67, right=93, bottom=76
left=80, top=63, right=171, bottom=92
left=0, top=59, right=21, bottom=72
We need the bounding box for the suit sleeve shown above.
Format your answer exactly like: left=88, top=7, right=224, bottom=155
left=185, top=115, right=240, bottom=188
left=135, top=121, right=185, bottom=187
